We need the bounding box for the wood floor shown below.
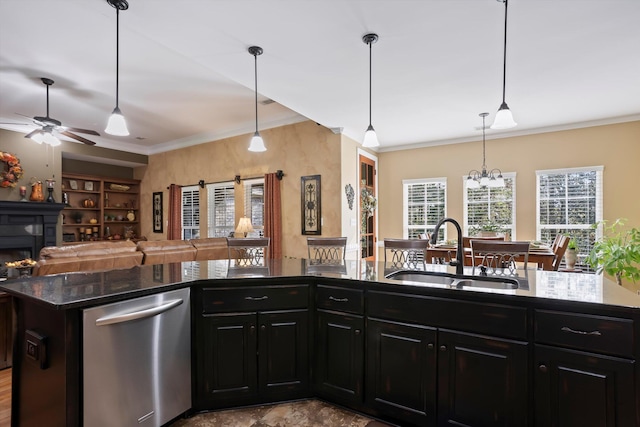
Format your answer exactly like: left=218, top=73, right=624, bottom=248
left=0, top=368, right=10, bottom=426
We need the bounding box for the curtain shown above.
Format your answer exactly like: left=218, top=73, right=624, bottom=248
left=264, top=173, right=282, bottom=258
left=167, top=184, right=182, bottom=240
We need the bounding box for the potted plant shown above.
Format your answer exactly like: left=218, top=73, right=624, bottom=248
left=564, top=238, right=578, bottom=270
left=470, top=219, right=506, bottom=237
left=586, top=218, right=640, bottom=286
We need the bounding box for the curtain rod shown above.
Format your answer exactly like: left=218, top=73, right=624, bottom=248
left=169, top=170, right=284, bottom=189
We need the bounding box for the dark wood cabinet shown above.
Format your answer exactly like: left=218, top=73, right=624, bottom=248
left=438, top=330, right=528, bottom=427
left=0, top=293, right=12, bottom=369
left=534, top=345, right=636, bottom=427
left=194, top=284, right=310, bottom=410
left=315, top=310, right=364, bottom=405
left=534, top=309, right=637, bottom=427
left=366, top=318, right=437, bottom=426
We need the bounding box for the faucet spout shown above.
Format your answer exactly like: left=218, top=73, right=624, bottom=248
left=430, top=217, right=464, bottom=275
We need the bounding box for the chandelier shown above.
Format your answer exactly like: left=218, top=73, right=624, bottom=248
left=467, top=112, right=505, bottom=188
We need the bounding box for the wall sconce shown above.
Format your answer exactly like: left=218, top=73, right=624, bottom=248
left=235, top=175, right=241, bottom=184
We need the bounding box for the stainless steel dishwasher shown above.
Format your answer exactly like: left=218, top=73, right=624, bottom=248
left=83, top=287, right=191, bottom=427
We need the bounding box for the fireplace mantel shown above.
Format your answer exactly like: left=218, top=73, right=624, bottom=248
left=0, top=200, right=65, bottom=254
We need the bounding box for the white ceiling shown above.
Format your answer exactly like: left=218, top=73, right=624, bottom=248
left=1, top=0, right=639, bottom=157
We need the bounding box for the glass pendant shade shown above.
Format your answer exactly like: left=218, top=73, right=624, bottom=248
left=466, top=177, right=480, bottom=189
left=491, top=103, right=517, bottom=129
left=362, top=124, right=380, bottom=148
left=105, top=107, right=129, bottom=136
left=479, top=175, right=491, bottom=187
left=248, top=131, right=266, bottom=152
left=494, top=175, right=506, bottom=187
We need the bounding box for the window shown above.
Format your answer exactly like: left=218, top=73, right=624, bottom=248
left=403, top=178, right=447, bottom=241
left=181, top=186, right=200, bottom=240
left=207, top=182, right=235, bottom=238
left=464, top=173, right=516, bottom=238
left=537, top=166, right=603, bottom=268
left=244, top=179, right=264, bottom=237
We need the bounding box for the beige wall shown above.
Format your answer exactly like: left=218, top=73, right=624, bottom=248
left=136, top=120, right=344, bottom=259
left=379, top=121, right=640, bottom=283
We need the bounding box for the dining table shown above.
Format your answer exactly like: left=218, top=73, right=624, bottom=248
left=426, top=245, right=556, bottom=271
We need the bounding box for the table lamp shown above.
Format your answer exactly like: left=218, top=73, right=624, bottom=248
left=235, top=217, right=254, bottom=237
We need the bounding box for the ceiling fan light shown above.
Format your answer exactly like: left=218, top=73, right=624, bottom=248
left=362, top=124, right=380, bottom=148
left=491, top=103, right=517, bottom=129
left=105, top=107, right=129, bottom=136
left=248, top=131, right=266, bottom=152
left=31, top=133, right=45, bottom=144
left=43, top=132, right=61, bottom=147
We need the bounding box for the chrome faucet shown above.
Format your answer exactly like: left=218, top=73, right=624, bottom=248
left=430, top=217, right=464, bottom=275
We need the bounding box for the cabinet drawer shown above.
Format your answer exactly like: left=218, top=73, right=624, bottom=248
left=316, top=285, right=363, bottom=314
left=535, top=310, right=634, bottom=358
left=202, top=285, right=308, bottom=313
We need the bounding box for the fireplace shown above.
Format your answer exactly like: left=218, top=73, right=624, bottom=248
left=0, top=201, right=64, bottom=279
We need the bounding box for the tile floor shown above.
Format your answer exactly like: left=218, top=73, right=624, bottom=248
left=169, top=399, right=392, bottom=427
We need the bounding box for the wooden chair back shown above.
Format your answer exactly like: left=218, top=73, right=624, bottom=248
left=470, top=240, right=530, bottom=274
left=551, top=234, right=570, bottom=271
left=383, top=238, right=429, bottom=269
left=226, top=237, right=270, bottom=266
left=462, top=235, right=505, bottom=248
left=307, top=237, right=347, bottom=263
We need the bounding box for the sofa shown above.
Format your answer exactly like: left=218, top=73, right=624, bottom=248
left=34, top=240, right=143, bottom=276
left=33, top=237, right=229, bottom=276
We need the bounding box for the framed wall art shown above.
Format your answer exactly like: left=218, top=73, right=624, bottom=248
left=301, top=174, right=321, bottom=235
left=153, top=191, right=163, bottom=233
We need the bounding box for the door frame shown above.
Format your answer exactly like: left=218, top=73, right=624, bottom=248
left=357, top=149, right=378, bottom=261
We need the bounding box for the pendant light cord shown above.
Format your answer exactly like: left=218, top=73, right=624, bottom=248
left=501, top=0, right=509, bottom=104
left=115, top=7, right=120, bottom=109
left=368, top=39, right=373, bottom=126
left=254, top=52, right=258, bottom=133
left=481, top=114, right=487, bottom=170
left=46, top=84, right=50, bottom=118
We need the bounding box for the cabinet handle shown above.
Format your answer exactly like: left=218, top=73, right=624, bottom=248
left=539, top=364, right=548, bottom=373
left=250, top=325, right=255, bottom=331
left=245, top=296, right=269, bottom=301
left=427, top=343, right=434, bottom=350
left=261, top=325, right=266, bottom=330
left=355, top=329, right=361, bottom=335
left=561, top=326, right=602, bottom=336
left=439, top=345, right=447, bottom=352
left=329, top=296, right=349, bottom=302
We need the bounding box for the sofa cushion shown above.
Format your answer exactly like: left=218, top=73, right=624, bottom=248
left=137, top=240, right=197, bottom=265
left=190, top=237, right=228, bottom=261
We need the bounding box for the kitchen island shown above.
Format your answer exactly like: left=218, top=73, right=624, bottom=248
left=1, top=259, right=639, bottom=426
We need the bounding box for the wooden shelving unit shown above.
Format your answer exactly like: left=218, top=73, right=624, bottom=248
left=61, top=173, right=140, bottom=243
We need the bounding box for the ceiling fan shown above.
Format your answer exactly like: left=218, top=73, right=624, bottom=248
left=15, top=78, right=100, bottom=146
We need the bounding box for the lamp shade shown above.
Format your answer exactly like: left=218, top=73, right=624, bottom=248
left=43, top=132, right=61, bottom=147
left=248, top=131, right=266, bottom=152
left=466, top=177, right=480, bottom=189
left=491, top=104, right=517, bottom=129
left=235, top=217, right=254, bottom=237
left=105, top=107, right=130, bottom=136
left=362, top=124, right=379, bottom=148
left=30, top=133, right=44, bottom=144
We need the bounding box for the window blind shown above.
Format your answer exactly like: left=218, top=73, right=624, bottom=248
left=464, top=173, right=516, bottom=238
left=403, top=178, right=447, bottom=240
left=181, top=186, right=200, bottom=240
left=244, top=179, right=265, bottom=237
left=206, top=182, right=235, bottom=238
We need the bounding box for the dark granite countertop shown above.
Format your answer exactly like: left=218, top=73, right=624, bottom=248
left=1, top=258, right=639, bottom=310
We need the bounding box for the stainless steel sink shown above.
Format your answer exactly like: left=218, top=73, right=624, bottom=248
left=385, top=271, right=519, bottom=290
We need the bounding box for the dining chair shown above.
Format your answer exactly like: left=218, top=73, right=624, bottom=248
left=383, top=238, right=429, bottom=269
left=226, top=237, right=270, bottom=266
left=550, top=234, right=570, bottom=271
left=470, top=240, right=530, bottom=275
left=307, top=237, right=347, bottom=263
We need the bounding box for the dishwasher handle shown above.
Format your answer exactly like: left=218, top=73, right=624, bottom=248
left=95, top=298, right=184, bottom=326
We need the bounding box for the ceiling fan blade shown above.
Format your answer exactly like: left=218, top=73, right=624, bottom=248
left=63, top=127, right=100, bottom=136
left=15, top=113, right=34, bottom=120
left=24, top=129, right=43, bottom=139
left=0, top=122, right=31, bottom=125
left=60, top=130, right=97, bottom=146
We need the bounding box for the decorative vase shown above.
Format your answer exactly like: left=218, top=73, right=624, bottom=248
left=565, top=249, right=577, bottom=270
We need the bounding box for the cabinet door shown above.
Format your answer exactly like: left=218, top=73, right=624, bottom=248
left=315, top=310, right=364, bottom=405
left=438, top=330, right=528, bottom=427
left=258, top=310, right=309, bottom=399
left=535, top=345, right=636, bottom=427
left=0, top=294, right=12, bottom=369
left=367, top=318, right=437, bottom=426
left=198, top=313, right=257, bottom=406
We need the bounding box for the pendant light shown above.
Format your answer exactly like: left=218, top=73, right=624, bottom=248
left=105, top=0, right=130, bottom=136
left=467, top=113, right=505, bottom=189
left=491, top=0, right=517, bottom=130
left=248, top=46, right=266, bottom=152
left=362, top=33, right=379, bottom=148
